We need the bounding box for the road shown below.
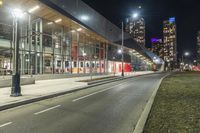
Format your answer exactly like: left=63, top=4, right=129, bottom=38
left=0, top=73, right=167, bottom=133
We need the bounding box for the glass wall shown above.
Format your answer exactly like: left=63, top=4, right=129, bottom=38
left=0, top=8, right=150, bottom=76
left=16, top=13, right=107, bottom=75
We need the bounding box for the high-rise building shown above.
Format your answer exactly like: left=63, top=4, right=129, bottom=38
left=126, top=17, right=145, bottom=47
left=197, top=31, right=200, bottom=64
left=151, top=38, right=164, bottom=59
left=163, top=17, right=177, bottom=69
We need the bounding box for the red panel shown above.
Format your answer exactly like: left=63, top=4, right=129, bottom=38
left=124, top=63, right=132, bottom=72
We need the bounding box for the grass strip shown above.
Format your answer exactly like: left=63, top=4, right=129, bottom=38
left=143, top=72, right=200, bottom=133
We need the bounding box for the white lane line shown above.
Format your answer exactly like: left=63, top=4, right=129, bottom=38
left=34, top=105, right=61, bottom=115
left=0, top=122, right=12, bottom=128
left=72, top=83, right=125, bottom=102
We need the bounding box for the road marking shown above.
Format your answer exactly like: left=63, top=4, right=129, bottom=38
left=34, top=105, right=61, bottom=115
left=72, top=83, right=125, bottom=102
left=0, top=122, right=12, bottom=128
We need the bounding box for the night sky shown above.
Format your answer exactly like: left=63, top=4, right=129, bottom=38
left=82, top=0, right=200, bottom=59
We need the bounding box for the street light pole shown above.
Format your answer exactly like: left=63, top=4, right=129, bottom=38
left=119, top=12, right=138, bottom=77
left=121, top=21, right=124, bottom=77
left=11, top=18, right=21, bottom=97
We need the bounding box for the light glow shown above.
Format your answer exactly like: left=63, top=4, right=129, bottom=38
left=83, top=53, right=87, bottom=56
left=71, top=30, right=76, bottom=33
left=47, top=22, right=53, bottom=25
left=80, top=15, right=89, bottom=21
left=132, top=13, right=138, bottom=18
left=184, top=52, right=190, bottom=56
left=118, top=49, right=122, bottom=54
left=28, top=5, right=40, bottom=13
left=77, top=28, right=82, bottom=31
left=11, top=8, right=24, bottom=18
left=0, top=0, right=3, bottom=5
left=55, top=19, right=62, bottom=23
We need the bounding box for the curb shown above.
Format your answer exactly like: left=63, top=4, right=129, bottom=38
left=0, top=72, right=159, bottom=111
left=133, top=73, right=170, bottom=133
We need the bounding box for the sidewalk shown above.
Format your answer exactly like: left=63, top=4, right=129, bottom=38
left=0, top=71, right=153, bottom=110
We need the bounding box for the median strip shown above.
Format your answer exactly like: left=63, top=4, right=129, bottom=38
left=34, top=105, right=61, bottom=115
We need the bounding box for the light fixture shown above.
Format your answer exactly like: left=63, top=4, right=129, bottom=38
left=184, top=52, right=190, bottom=56
left=0, top=0, right=3, bottom=6
left=47, top=22, right=53, bottom=25
left=28, top=5, right=40, bottom=13
left=83, top=53, right=87, bottom=56
left=80, top=15, right=89, bottom=21
left=55, top=18, right=62, bottom=23
left=71, top=30, right=76, bottom=33
left=77, top=28, right=82, bottom=31
left=132, top=13, right=138, bottom=18
left=11, top=8, right=24, bottom=18
left=118, top=49, right=122, bottom=54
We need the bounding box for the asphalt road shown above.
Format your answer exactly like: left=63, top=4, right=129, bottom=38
left=0, top=73, right=167, bottom=133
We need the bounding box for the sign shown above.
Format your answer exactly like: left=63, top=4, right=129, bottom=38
left=169, top=17, right=175, bottom=23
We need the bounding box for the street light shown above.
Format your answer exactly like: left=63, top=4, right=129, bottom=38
left=118, top=49, right=122, bottom=54
left=184, top=52, right=190, bottom=56
left=10, top=8, right=24, bottom=97
left=182, top=52, right=190, bottom=63
left=132, top=13, right=139, bottom=18
left=120, top=12, right=139, bottom=77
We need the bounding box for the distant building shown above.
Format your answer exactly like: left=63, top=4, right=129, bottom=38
left=151, top=38, right=164, bottom=59
left=197, top=31, right=200, bottom=64
left=126, top=17, right=145, bottom=47
left=163, top=17, right=177, bottom=69
left=147, top=47, right=152, bottom=52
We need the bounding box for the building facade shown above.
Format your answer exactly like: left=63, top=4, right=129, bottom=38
left=126, top=17, right=145, bottom=47
left=151, top=38, right=164, bottom=59
left=0, top=0, right=152, bottom=76
left=163, top=17, right=177, bottom=69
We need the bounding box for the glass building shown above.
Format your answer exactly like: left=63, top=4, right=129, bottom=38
left=163, top=17, right=177, bottom=69
left=0, top=0, right=153, bottom=76
left=151, top=38, right=164, bottom=60
left=126, top=17, right=145, bottom=47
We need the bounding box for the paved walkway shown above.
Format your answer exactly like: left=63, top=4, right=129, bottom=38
left=0, top=71, right=153, bottom=108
